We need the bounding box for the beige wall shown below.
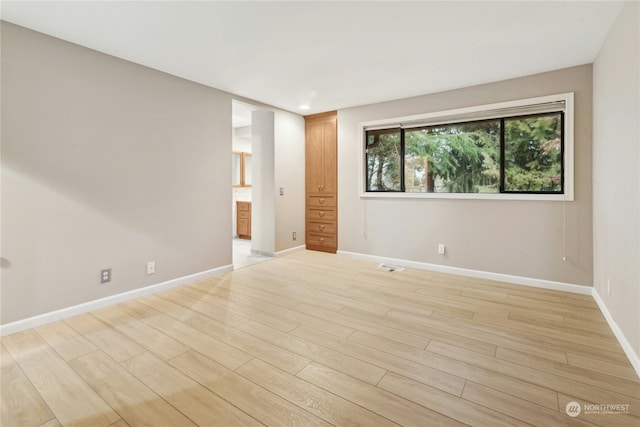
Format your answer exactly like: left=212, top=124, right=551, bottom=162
left=338, top=65, right=593, bottom=286
left=1, top=22, right=236, bottom=324
left=593, top=2, right=640, bottom=356
left=274, top=110, right=305, bottom=252
left=250, top=109, right=306, bottom=255
left=251, top=110, right=276, bottom=255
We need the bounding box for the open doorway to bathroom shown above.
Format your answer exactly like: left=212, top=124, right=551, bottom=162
left=232, top=100, right=269, bottom=269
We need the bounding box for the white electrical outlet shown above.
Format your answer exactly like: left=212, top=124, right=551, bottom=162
left=147, top=261, right=156, bottom=275
left=607, top=278, right=611, bottom=295
left=438, top=244, right=446, bottom=255
left=100, top=268, right=111, bottom=284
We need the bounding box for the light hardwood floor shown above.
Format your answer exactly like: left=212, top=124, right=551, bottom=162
left=2, top=250, right=639, bottom=426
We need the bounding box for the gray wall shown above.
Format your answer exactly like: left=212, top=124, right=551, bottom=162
left=1, top=22, right=234, bottom=324
left=251, top=110, right=276, bottom=255
left=248, top=109, right=305, bottom=255
left=274, top=111, right=305, bottom=252
left=338, top=65, right=593, bottom=286
left=593, top=2, right=639, bottom=357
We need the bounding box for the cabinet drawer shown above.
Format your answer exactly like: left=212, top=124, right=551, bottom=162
left=237, top=202, right=251, bottom=211
left=238, top=210, right=250, bottom=219
left=307, top=208, right=336, bottom=221
left=307, top=233, right=337, bottom=248
left=237, top=218, right=250, bottom=239
left=307, top=195, right=336, bottom=207
left=308, top=221, right=336, bottom=234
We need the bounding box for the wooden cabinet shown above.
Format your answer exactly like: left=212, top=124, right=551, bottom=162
left=306, top=114, right=337, bottom=195
left=236, top=201, right=251, bottom=239
left=305, top=112, right=337, bottom=253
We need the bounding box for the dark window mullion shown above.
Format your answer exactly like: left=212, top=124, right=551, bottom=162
left=400, top=129, right=406, bottom=192
left=560, top=111, right=565, bottom=194
left=499, top=118, right=505, bottom=193
left=364, top=132, right=371, bottom=192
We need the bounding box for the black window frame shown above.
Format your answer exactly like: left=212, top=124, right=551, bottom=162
left=500, top=111, right=565, bottom=195
left=365, top=128, right=404, bottom=192
left=365, top=111, right=565, bottom=195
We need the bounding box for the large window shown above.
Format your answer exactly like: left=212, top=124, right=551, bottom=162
left=362, top=93, right=572, bottom=200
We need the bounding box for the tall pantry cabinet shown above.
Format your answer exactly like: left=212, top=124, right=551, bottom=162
left=305, top=111, right=337, bottom=253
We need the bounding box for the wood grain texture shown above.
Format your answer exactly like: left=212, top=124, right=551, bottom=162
left=2, top=330, right=119, bottom=427
left=1, top=343, right=54, bottom=427
left=291, top=324, right=465, bottom=395
left=69, top=350, right=196, bottom=426
left=37, top=419, right=62, bottom=427
left=297, top=362, right=465, bottom=427
left=461, top=381, right=592, bottom=426
left=378, top=371, right=529, bottom=427
left=236, top=358, right=400, bottom=426
left=141, top=312, right=253, bottom=370
left=34, top=320, right=97, bottom=361
left=2, top=250, right=638, bottom=426
left=122, top=352, right=262, bottom=426
left=64, top=313, right=145, bottom=363
left=91, top=306, right=188, bottom=360
left=171, top=350, right=331, bottom=427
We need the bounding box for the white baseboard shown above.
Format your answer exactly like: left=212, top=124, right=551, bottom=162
left=247, top=245, right=305, bottom=259
left=275, top=244, right=306, bottom=257
left=251, top=248, right=274, bottom=257
left=0, top=264, right=234, bottom=336
left=337, top=250, right=592, bottom=295
left=592, top=289, right=640, bottom=378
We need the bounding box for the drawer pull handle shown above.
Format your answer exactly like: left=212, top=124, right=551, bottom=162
left=319, top=225, right=325, bottom=231
left=319, top=198, right=325, bottom=204
left=319, top=212, right=325, bottom=217
left=320, top=238, right=325, bottom=243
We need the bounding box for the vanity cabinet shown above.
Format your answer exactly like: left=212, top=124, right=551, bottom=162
left=237, top=201, right=251, bottom=239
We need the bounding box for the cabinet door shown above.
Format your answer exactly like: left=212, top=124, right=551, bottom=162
left=237, top=218, right=249, bottom=237
left=306, top=121, right=325, bottom=194
left=305, top=115, right=337, bottom=194
left=321, top=119, right=337, bottom=194
left=237, top=202, right=251, bottom=239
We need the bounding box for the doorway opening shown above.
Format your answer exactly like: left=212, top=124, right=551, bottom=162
left=231, top=100, right=269, bottom=269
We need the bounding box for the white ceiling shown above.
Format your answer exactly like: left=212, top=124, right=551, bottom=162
left=1, top=1, right=624, bottom=115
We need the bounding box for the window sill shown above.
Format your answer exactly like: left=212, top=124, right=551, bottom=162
left=360, top=192, right=573, bottom=201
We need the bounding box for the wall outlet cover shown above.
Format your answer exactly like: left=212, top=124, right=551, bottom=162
left=100, top=268, right=111, bottom=284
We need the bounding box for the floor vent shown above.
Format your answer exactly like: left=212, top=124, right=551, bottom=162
left=378, top=263, right=405, bottom=272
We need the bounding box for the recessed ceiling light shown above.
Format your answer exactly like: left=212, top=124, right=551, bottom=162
left=299, top=104, right=310, bottom=111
